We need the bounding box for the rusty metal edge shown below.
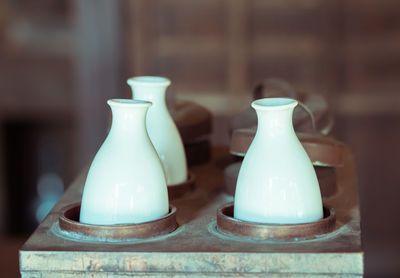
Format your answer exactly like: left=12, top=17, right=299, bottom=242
left=59, top=203, right=178, bottom=240
left=216, top=202, right=336, bottom=241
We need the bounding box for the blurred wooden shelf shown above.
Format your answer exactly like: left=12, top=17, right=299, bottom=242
left=252, top=37, right=324, bottom=57
left=156, top=36, right=224, bottom=56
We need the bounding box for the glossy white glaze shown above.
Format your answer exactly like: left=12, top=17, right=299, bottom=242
left=127, top=76, right=187, bottom=185
left=234, top=98, right=323, bottom=224
left=79, top=99, right=169, bottom=225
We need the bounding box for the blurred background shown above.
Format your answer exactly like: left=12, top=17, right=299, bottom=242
left=1, top=0, right=400, bottom=277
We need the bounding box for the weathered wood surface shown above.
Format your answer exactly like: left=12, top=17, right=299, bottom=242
left=20, top=147, right=363, bottom=277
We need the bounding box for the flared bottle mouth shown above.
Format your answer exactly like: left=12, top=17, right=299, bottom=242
left=107, top=99, right=152, bottom=108
left=127, top=76, right=171, bottom=87
left=251, top=98, right=298, bottom=111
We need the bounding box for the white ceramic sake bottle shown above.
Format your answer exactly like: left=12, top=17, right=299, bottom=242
left=80, top=99, right=169, bottom=225
left=127, top=76, right=187, bottom=185
left=234, top=98, right=323, bottom=224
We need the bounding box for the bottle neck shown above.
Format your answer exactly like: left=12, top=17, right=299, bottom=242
left=255, top=107, right=296, bottom=138
left=109, top=105, right=149, bottom=136
left=131, top=86, right=168, bottom=110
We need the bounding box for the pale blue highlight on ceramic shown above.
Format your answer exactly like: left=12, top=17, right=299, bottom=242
left=127, top=76, right=187, bottom=186
left=79, top=99, right=169, bottom=225
left=234, top=98, right=323, bottom=224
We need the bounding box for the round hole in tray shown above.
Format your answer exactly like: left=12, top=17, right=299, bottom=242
left=216, top=202, right=336, bottom=241
left=58, top=203, right=178, bottom=240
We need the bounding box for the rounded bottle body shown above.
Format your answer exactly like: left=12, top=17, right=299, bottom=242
left=127, top=76, right=187, bottom=185
left=80, top=99, right=169, bottom=225
left=234, top=98, right=323, bottom=224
